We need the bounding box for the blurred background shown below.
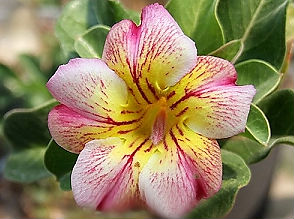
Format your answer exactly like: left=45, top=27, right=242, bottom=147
left=0, top=0, right=293, bottom=218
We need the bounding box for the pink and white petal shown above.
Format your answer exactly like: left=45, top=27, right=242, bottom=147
left=47, top=58, right=128, bottom=121
left=187, top=56, right=238, bottom=90
left=48, top=105, right=115, bottom=153
left=168, top=55, right=256, bottom=139
left=167, top=56, right=238, bottom=102
left=139, top=151, right=197, bottom=218
left=103, top=3, right=197, bottom=103
left=170, top=123, right=222, bottom=198
left=72, top=138, right=140, bottom=211
left=170, top=84, right=256, bottom=139
left=139, top=125, right=222, bottom=218
left=186, top=85, right=255, bottom=138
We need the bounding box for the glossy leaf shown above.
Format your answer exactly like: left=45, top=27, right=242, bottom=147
left=4, top=147, right=51, bottom=183
left=236, top=60, right=281, bottom=103
left=188, top=149, right=251, bottom=218
left=166, top=0, right=224, bottom=54
left=74, top=25, right=110, bottom=58
left=222, top=134, right=294, bottom=164
left=55, top=0, right=98, bottom=56
left=3, top=99, right=57, bottom=150
left=258, top=89, right=294, bottom=136
left=56, top=0, right=139, bottom=56
left=217, top=0, right=288, bottom=69
left=269, top=136, right=294, bottom=147
left=208, top=40, right=241, bottom=61
left=245, top=104, right=270, bottom=145
left=221, top=135, right=267, bottom=164
left=44, top=139, right=78, bottom=190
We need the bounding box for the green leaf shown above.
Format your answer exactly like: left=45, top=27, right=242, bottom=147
left=258, top=89, right=294, bottom=136
left=222, top=134, right=294, bottom=164
left=59, top=172, right=72, bottom=191
left=107, top=0, right=140, bottom=25
left=236, top=60, right=281, bottom=103
left=91, top=0, right=139, bottom=25
left=208, top=40, right=241, bottom=61
left=188, top=149, right=251, bottom=218
left=56, top=0, right=139, bottom=56
left=217, top=0, right=288, bottom=69
left=244, top=104, right=270, bottom=145
left=166, top=0, right=224, bottom=54
left=74, top=25, right=110, bottom=58
left=44, top=139, right=78, bottom=190
left=4, top=147, right=51, bottom=183
left=0, top=63, right=18, bottom=81
left=281, top=3, right=294, bottom=73
left=221, top=135, right=267, bottom=164
left=269, top=136, right=294, bottom=147
left=18, top=54, right=45, bottom=83
left=3, top=99, right=58, bottom=150
left=18, top=54, right=52, bottom=106
left=0, top=64, right=25, bottom=111
left=55, top=0, right=98, bottom=56
left=0, top=83, right=23, bottom=118
left=286, top=2, right=294, bottom=42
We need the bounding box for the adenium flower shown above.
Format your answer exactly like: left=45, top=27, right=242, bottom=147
left=47, top=3, right=255, bottom=218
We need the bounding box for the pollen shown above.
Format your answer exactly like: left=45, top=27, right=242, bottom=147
left=134, top=161, right=140, bottom=168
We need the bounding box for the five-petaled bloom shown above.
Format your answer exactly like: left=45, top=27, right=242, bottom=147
left=47, top=3, right=255, bottom=218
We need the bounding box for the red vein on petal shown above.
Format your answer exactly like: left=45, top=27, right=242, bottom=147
left=96, top=138, right=150, bottom=210
left=170, top=129, right=209, bottom=198
left=146, top=78, right=159, bottom=100
left=135, top=80, right=152, bottom=104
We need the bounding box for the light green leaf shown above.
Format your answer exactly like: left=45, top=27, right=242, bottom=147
left=18, top=54, right=45, bottom=83
left=236, top=59, right=281, bottom=103
left=18, top=54, right=52, bottom=106
left=188, top=149, right=251, bottom=218
left=166, top=0, right=224, bottom=54
left=56, top=0, right=139, bottom=56
left=4, top=147, right=51, bottom=183
left=286, top=2, right=294, bottom=42
left=0, top=63, right=18, bottom=81
left=217, top=0, right=288, bottom=69
left=74, top=25, right=110, bottom=58
left=44, top=139, right=78, bottom=190
left=281, top=2, right=294, bottom=73
left=221, top=135, right=268, bottom=164
left=3, top=99, right=57, bottom=150
left=208, top=40, right=241, bottom=61
left=269, top=136, right=294, bottom=147
left=222, top=134, right=294, bottom=164
left=244, top=104, right=270, bottom=145
left=55, top=0, right=98, bottom=56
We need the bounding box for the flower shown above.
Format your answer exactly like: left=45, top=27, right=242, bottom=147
left=47, top=3, right=255, bottom=218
